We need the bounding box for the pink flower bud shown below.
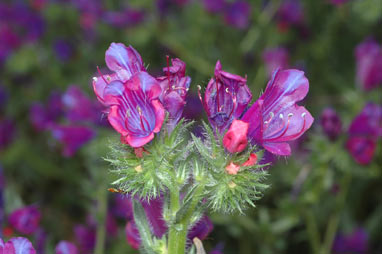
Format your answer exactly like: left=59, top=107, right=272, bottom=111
left=225, top=162, right=240, bottom=175
left=222, top=120, right=249, bottom=153
left=242, top=153, right=258, bottom=167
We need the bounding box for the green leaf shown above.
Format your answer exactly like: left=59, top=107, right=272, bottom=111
left=132, top=200, right=156, bottom=254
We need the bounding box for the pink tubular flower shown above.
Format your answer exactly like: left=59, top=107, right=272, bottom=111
left=223, top=119, right=248, bottom=153
left=242, top=69, right=314, bottom=156
left=346, top=103, right=382, bottom=165
left=55, top=241, right=78, bottom=254
left=157, top=57, right=191, bottom=132
left=8, top=206, right=41, bottom=235
left=0, top=237, right=36, bottom=254
left=93, top=43, right=165, bottom=147
left=242, top=153, right=258, bottom=167
left=199, top=61, right=252, bottom=134
left=355, top=39, right=382, bottom=91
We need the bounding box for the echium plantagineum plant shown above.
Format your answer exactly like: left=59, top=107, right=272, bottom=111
left=91, top=42, right=314, bottom=254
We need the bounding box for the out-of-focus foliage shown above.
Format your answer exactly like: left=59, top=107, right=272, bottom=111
left=0, top=0, right=381, bottom=253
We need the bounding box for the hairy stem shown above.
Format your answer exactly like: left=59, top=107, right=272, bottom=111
left=303, top=209, right=321, bottom=254
left=94, top=180, right=108, bottom=254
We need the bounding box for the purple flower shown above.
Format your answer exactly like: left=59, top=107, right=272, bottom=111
left=202, top=0, right=226, bottom=13
left=30, top=92, right=63, bottom=131
left=103, top=8, right=145, bottom=27
left=262, top=47, right=289, bottom=77
left=34, top=229, right=47, bottom=254
left=346, top=103, right=382, bottom=165
left=355, top=38, right=382, bottom=91
left=157, top=57, right=191, bottom=131
left=111, top=194, right=133, bottom=220
left=54, top=40, right=73, bottom=62
left=50, top=124, right=95, bottom=157
left=0, top=85, right=8, bottom=110
left=223, top=1, right=251, bottom=29
left=62, top=86, right=99, bottom=124
left=0, top=25, right=20, bottom=65
left=188, top=216, right=214, bottom=241
left=182, top=93, right=204, bottom=120
left=8, top=206, right=41, bottom=235
left=74, top=224, right=95, bottom=254
left=0, top=237, right=36, bottom=254
left=320, top=108, right=342, bottom=141
left=0, top=119, right=15, bottom=150
left=93, top=43, right=165, bottom=148
left=332, top=228, right=368, bottom=254
left=277, top=0, right=304, bottom=27
left=55, top=241, right=78, bottom=254
left=199, top=61, right=252, bottom=134
left=242, top=69, right=314, bottom=156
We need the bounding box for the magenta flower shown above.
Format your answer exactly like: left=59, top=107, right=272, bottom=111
left=0, top=237, right=36, bottom=254
left=157, top=57, right=191, bottom=131
left=242, top=69, right=314, bottom=156
left=30, top=92, right=63, bottom=131
left=223, top=119, right=249, bottom=153
left=62, top=86, right=99, bottom=124
left=74, top=223, right=96, bottom=254
left=55, top=241, right=78, bottom=254
left=346, top=103, right=382, bottom=165
left=332, top=228, right=368, bottom=254
left=8, top=206, right=41, bottom=235
left=262, top=47, right=289, bottom=77
left=355, top=39, right=382, bottom=91
left=199, top=61, right=252, bottom=134
left=50, top=124, right=95, bottom=157
left=320, top=108, right=342, bottom=141
left=223, top=1, right=251, bottom=29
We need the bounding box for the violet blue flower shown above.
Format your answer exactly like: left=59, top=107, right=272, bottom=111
left=182, top=93, right=204, bottom=120
left=242, top=69, right=314, bottom=156
left=188, top=215, right=214, bottom=241
left=34, top=229, right=47, bottom=254
left=55, top=241, right=78, bottom=254
left=50, top=124, right=95, bottom=157
left=199, top=61, right=252, bottom=134
left=0, top=237, right=36, bottom=254
left=355, top=39, right=382, bottom=91
left=112, top=194, right=133, bottom=220
left=223, top=1, right=251, bottom=29
left=62, top=85, right=99, bottom=124
left=202, top=0, right=226, bottom=13
left=0, top=85, right=8, bottom=111
left=0, top=119, right=15, bottom=150
left=8, top=206, right=41, bottom=235
left=30, top=92, right=63, bottom=131
left=332, top=228, right=368, bottom=254
left=320, top=108, right=342, bottom=141
left=262, top=47, right=289, bottom=77
left=54, top=40, right=73, bottom=62
left=157, top=57, right=191, bottom=132
left=346, top=103, right=382, bottom=165
left=276, top=0, right=304, bottom=28
left=74, top=224, right=96, bottom=254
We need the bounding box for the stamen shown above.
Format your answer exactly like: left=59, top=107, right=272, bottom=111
left=97, top=66, right=109, bottom=85
left=125, top=109, right=131, bottom=118
left=264, top=113, right=293, bottom=142
left=228, top=95, right=237, bottom=119
left=263, top=112, right=274, bottom=127
left=137, top=106, right=148, bottom=131
left=166, top=55, right=171, bottom=87
left=216, top=82, right=220, bottom=112
left=277, top=112, right=307, bottom=140
left=92, top=77, right=98, bottom=82
left=279, top=113, right=284, bottom=119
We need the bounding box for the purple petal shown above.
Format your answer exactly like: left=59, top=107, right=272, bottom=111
left=8, top=206, right=41, bottom=235
left=105, top=43, right=146, bottom=81
left=55, top=241, right=78, bottom=254
left=188, top=216, right=214, bottom=241
left=7, top=237, right=36, bottom=254
left=223, top=1, right=251, bottom=29
left=320, top=108, right=342, bottom=141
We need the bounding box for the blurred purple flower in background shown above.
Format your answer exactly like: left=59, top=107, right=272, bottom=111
left=35, top=229, right=47, bottom=254
left=276, top=0, right=304, bottom=32
left=242, top=69, right=314, bottom=156
left=262, top=47, right=289, bottom=77
left=0, top=237, right=36, bottom=254
left=332, top=228, right=368, bottom=254
left=199, top=61, right=252, bottom=134
left=320, top=108, right=342, bottom=141
left=0, top=86, right=8, bottom=111
left=346, top=103, right=382, bottom=165
left=202, top=0, right=226, bottom=13
left=30, top=92, right=63, bottom=131
left=0, top=119, right=15, bottom=150
left=55, top=240, right=78, bottom=254
left=224, top=1, right=251, bottom=29
left=355, top=38, right=382, bottom=91
left=62, top=86, right=100, bottom=124
left=74, top=224, right=95, bottom=254
left=54, top=39, right=73, bottom=62
left=51, top=124, right=95, bottom=157
left=8, top=206, right=41, bottom=235
left=103, top=8, right=145, bottom=28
